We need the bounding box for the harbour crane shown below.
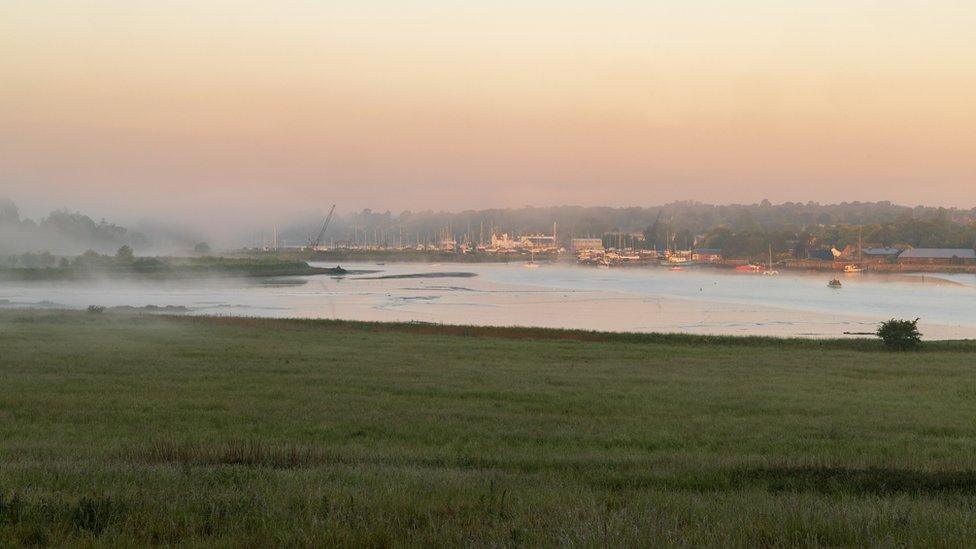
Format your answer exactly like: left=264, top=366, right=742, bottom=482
left=308, top=204, right=336, bottom=249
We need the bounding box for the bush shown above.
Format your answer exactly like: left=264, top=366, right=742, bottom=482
left=132, top=257, right=166, bottom=273
left=87, top=305, right=105, bottom=314
left=115, top=245, right=134, bottom=262
left=877, top=318, right=922, bottom=351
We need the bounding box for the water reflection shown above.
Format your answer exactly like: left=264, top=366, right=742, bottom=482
left=1, top=262, right=973, bottom=339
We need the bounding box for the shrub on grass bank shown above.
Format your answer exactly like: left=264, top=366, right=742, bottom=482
left=877, top=318, right=922, bottom=351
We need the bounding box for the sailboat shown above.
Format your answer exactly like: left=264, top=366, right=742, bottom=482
left=524, top=249, right=540, bottom=268
left=763, top=244, right=779, bottom=276
left=844, top=225, right=865, bottom=273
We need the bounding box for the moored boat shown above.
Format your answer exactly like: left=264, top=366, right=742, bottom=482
left=762, top=244, right=779, bottom=276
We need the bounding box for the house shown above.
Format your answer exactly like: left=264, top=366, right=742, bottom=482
left=807, top=249, right=834, bottom=261
left=570, top=238, right=604, bottom=253
left=519, top=234, right=557, bottom=251
left=489, top=233, right=519, bottom=251
left=692, top=248, right=722, bottom=262
left=862, top=247, right=902, bottom=262
left=897, top=248, right=976, bottom=265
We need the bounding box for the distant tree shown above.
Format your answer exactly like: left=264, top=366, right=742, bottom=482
left=703, top=227, right=734, bottom=250
left=115, top=245, right=134, bottom=262
left=19, top=252, right=39, bottom=268
left=193, top=242, right=212, bottom=254
left=132, top=257, right=165, bottom=273
left=37, top=251, right=56, bottom=267
left=74, top=249, right=105, bottom=268
left=0, top=198, right=18, bottom=222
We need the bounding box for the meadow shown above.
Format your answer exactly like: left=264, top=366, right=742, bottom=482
left=1, top=310, right=975, bottom=546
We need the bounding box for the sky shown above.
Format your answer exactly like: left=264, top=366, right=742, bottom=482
left=2, top=0, right=975, bottom=223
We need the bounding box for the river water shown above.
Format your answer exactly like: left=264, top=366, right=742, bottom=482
left=2, top=262, right=975, bottom=339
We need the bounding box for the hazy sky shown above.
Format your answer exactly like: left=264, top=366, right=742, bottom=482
left=2, top=0, right=975, bottom=222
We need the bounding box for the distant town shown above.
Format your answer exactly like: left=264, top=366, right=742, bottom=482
left=254, top=222, right=976, bottom=274
left=245, top=201, right=976, bottom=273
left=3, top=198, right=976, bottom=273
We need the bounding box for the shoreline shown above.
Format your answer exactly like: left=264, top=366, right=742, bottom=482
left=238, top=249, right=976, bottom=274
left=4, top=308, right=976, bottom=349
left=3, top=299, right=974, bottom=342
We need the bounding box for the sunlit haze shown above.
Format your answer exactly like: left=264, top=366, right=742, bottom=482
left=3, top=0, right=975, bottom=222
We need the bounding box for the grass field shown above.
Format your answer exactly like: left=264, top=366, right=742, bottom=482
left=2, top=310, right=976, bottom=546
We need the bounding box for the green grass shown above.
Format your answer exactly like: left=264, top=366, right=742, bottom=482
left=1, top=310, right=976, bottom=546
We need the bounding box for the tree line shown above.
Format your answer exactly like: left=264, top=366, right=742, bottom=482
left=285, top=200, right=976, bottom=255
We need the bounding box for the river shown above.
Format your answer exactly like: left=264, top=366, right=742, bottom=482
left=2, top=262, right=975, bottom=339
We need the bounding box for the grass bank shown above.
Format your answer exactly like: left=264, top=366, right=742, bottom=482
left=1, top=310, right=975, bottom=545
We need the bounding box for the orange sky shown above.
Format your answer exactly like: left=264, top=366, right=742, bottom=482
left=2, top=1, right=975, bottom=220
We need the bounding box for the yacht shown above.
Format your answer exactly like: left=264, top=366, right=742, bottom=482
left=762, top=244, right=779, bottom=276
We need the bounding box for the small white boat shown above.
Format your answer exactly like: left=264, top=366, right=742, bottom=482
left=524, top=250, right=540, bottom=268
left=843, top=264, right=864, bottom=274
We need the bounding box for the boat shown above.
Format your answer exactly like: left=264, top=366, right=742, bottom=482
left=843, top=225, right=865, bottom=275
left=660, top=254, right=701, bottom=268
left=735, top=264, right=763, bottom=272
left=762, top=244, right=779, bottom=276
left=524, top=250, right=540, bottom=268
left=828, top=278, right=842, bottom=288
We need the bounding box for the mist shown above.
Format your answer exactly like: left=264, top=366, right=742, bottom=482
left=5, top=194, right=976, bottom=258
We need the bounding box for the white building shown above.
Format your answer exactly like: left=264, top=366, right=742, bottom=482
left=571, top=238, right=604, bottom=253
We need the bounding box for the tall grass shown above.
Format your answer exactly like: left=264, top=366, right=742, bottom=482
left=2, top=310, right=976, bottom=545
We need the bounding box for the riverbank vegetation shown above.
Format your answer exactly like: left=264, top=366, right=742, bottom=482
left=5, top=196, right=975, bottom=262
left=0, top=250, right=341, bottom=280
left=1, top=311, right=975, bottom=545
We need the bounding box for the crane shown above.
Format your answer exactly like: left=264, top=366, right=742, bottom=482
left=308, top=204, right=336, bottom=249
